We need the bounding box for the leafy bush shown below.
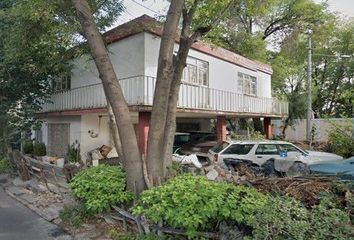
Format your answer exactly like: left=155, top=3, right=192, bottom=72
left=0, top=158, right=13, bottom=174
left=245, top=196, right=310, bottom=239
left=246, top=195, right=353, bottom=240
left=109, top=230, right=162, bottom=240
left=66, top=140, right=80, bottom=163
left=70, top=165, right=132, bottom=213
left=33, top=141, right=46, bottom=156
left=327, top=119, right=354, bottom=158
left=59, top=204, right=92, bottom=228
left=133, top=175, right=267, bottom=237
left=22, top=140, right=33, bottom=154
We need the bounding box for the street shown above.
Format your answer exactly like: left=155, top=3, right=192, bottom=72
left=0, top=187, right=72, bottom=240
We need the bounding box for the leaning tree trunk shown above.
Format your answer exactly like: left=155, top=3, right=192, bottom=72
left=107, top=103, right=123, bottom=158
left=71, top=0, right=146, bottom=194
left=146, top=0, right=185, bottom=183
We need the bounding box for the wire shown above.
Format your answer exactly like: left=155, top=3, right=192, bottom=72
left=130, top=0, right=161, bottom=15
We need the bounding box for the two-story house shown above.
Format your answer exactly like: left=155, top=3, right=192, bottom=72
left=36, top=15, right=288, bottom=159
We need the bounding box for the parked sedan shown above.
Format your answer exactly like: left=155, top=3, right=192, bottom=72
left=208, top=140, right=343, bottom=168
left=310, top=156, right=354, bottom=180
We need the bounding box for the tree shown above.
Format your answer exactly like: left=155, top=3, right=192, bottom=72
left=0, top=0, right=124, bottom=156
left=207, top=0, right=329, bottom=61
left=71, top=0, right=236, bottom=192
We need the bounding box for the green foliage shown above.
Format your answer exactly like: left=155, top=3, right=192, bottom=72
left=109, top=229, right=162, bottom=240
left=246, top=196, right=310, bottom=239
left=70, top=165, right=132, bottom=213
left=327, top=119, right=354, bottom=158
left=133, top=175, right=267, bottom=237
left=0, top=0, right=124, bottom=151
left=59, top=204, right=93, bottom=228
left=22, top=140, right=33, bottom=154
left=231, top=130, right=265, bottom=140
left=33, top=141, right=46, bottom=156
left=0, top=157, right=13, bottom=174
left=246, top=195, right=353, bottom=240
left=66, top=140, right=80, bottom=163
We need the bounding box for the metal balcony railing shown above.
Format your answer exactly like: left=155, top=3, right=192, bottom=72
left=41, top=75, right=288, bottom=116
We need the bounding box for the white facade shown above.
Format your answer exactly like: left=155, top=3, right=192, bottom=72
left=39, top=21, right=288, bottom=159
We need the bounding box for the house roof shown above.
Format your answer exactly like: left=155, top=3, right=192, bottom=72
left=103, top=15, right=273, bottom=74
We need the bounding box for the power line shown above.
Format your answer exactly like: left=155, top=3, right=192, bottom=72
left=129, top=0, right=161, bottom=15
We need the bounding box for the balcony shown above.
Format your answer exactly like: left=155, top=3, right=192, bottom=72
left=41, top=75, right=288, bottom=116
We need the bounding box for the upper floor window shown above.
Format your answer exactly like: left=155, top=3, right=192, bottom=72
left=238, top=72, right=257, bottom=95
left=182, top=56, right=209, bottom=86
left=52, top=74, right=71, bottom=92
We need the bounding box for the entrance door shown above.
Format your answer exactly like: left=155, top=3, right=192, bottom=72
left=47, top=123, right=69, bottom=157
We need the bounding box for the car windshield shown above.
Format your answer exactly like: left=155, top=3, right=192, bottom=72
left=278, top=144, right=304, bottom=154
left=210, top=142, right=229, bottom=153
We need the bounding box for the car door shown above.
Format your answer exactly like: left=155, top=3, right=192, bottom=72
left=254, top=144, right=279, bottom=165
left=219, top=144, right=255, bottom=163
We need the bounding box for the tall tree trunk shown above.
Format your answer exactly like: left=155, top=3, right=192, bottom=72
left=146, top=0, right=184, bottom=182
left=71, top=0, right=146, bottom=194
left=107, top=103, right=123, bottom=158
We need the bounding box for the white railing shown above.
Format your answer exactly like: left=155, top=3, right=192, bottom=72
left=42, top=75, right=288, bottom=116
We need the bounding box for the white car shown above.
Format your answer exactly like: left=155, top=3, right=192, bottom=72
left=208, top=140, right=343, bottom=168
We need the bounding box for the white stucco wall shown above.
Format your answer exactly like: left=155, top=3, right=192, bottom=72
left=144, top=32, right=272, bottom=98
left=80, top=114, right=112, bottom=159
left=40, top=116, right=81, bottom=148
left=71, top=33, right=145, bottom=88
left=69, top=32, right=271, bottom=98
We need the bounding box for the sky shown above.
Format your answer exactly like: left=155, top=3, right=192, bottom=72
left=116, top=0, right=354, bottom=25
left=315, top=0, right=354, bottom=18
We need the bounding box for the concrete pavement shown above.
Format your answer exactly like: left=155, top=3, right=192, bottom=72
left=0, top=186, right=72, bottom=240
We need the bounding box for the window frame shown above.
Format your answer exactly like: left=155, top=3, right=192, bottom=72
left=52, top=74, right=71, bottom=92
left=182, top=56, right=209, bottom=87
left=237, top=72, right=257, bottom=96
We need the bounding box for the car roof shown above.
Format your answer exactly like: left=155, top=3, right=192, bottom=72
left=224, top=140, right=293, bottom=145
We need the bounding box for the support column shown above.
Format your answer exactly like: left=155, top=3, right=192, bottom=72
left=217, top=116, right=227, bottom=143
left=264, top=117, right=272, bottom=139
left=138, top=112, right=151, bottom=156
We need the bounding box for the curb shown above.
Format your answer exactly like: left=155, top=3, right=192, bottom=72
left=5, top=188, right=57, bottom=222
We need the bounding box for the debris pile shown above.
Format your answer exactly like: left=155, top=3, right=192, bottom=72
left=251, top=177, right=334, bottom=206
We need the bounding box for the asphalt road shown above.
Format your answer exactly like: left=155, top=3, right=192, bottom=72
left=0, top=187, right=72, bottom=240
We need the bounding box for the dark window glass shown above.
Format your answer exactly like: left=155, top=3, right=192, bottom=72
left=222, top=144, right=254, bottom=155
left=255, top=144, right=279, bottom=155
left=210, top=142, right=229, bottom=153
left=278, top=144, right=303, bottom=154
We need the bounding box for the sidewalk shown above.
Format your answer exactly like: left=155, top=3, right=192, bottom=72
left=0, top=174, right=72, bottom=240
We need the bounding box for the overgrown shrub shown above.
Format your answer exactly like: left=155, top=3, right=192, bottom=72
left=70, top=165, right=132, bottom=213
left=59, top=204, right=92, bottom=228
left=22, top=140, right=33, bottom=154
left=33, top=141, right=46, bottom=156
left=327, top=119, right=354, bottom=158
left=246, top=195, right=353, bottom=240
left=246, top=196, right=310, bottom=239
left=66, top=140, right=80, bottom=163
left=133, top=175, right=267, bottom=237
left=0, top=157, right=13, bottom=174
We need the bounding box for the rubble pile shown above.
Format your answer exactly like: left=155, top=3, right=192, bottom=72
left=182, top=158, right=353, bottom=207
left=251, top=177, right=334, bottom=206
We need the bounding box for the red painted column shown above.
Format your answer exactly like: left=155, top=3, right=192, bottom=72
left=217, top=116, right=227, bottom=143
left=138, top=112, right=151, bottom=156
left=264, top=117, right=272, bottom=139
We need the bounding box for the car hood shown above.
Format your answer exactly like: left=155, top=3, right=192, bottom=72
left=306, top=150, right=343, bottom=162
left=310, top=157, right=354, bottom=176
